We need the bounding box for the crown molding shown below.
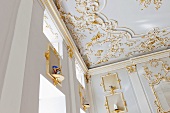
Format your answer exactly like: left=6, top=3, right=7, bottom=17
left=88, top=49, right=170, bottom=75
left=131, top=49, right=170, bottom=64
left=41, top=0, right=88, bottom=73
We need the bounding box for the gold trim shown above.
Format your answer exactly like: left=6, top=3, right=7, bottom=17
left=101, top=73, right=121, bottom=94
left=79, top=85, right=90, bottom=111
left=88, top=49, right=170, bottom=75
left=105, top=93, right=128, bottom=113
left=126, top=64, right=137, bottom=74
left=45, top=44, right=64, bottom=86
left=84, top=74, right=91, bottom=84
left=67, top=46, right=74, bottom=58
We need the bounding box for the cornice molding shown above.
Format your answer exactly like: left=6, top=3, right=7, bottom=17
left=41, top=0, right=88, bottom=73
left=88, top=49, right=170, bottom=75
left=131, top=49, right=170, bottom=64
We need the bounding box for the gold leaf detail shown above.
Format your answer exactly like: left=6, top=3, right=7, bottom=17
left=67, top=46, right=73, bottom=58
left=95, top=50, right=103, bottom=56
left=91, top=32, right=102, bottom=41
left=45, top=51, right=49, bottom=60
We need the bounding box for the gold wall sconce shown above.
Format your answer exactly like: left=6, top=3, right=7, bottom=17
left=101, top=73, right=128, bottom=113
left=109, top=86, right=117, bottom=94
left=113, top=104, right=121, bottom=113
left=138, top=0, right=163, bottom=10
left=83, top=101, right=90, bottom=111
left=45, top=45, right=64, bottom=86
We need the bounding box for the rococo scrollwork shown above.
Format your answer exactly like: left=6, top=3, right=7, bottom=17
left=142, top=58, right=170, bottom=113
left=55, top=0, right=170, bottom=68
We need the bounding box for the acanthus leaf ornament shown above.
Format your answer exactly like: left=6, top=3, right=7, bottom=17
left=67, top=46, right=74, bottom=58
left=45, top=51, right=50, bottom=60
left=84, top=74, right=91, bottom=83
left=126, top=64, right=137, bottom=74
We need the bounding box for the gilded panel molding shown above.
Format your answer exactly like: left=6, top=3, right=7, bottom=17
left=45, top=45, right=64, bottom=86
left=105, top=93, right=127, bottom=113
left=100, top=72, right=127, bottom=113
left=100, top=73, right=121, bottom=94
left=142, top=58, right=170, bottom=113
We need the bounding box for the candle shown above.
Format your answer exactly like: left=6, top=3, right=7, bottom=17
left=114, top=104, right=118, bottom=110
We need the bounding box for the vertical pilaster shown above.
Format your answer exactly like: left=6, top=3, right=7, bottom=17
left=68, top=57, right=78, bottom=113
left=85, top=75, right=95, bottom=113
left=126, top=65, right=152, bottom=113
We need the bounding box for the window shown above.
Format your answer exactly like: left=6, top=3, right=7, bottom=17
left=80, top=108, right=86, bottom=113
left=39, top=74, right=66, bottom=113
left=43, top=10, right=63, bottom=58
left=75, top=60, right=85, bottom=88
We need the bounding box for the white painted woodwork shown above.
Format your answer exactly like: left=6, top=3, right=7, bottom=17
left=0, top=0, right=33, bottom=113
left=129, top=72, right=151, bottom=113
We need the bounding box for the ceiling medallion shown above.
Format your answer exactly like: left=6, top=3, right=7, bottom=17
left=138, top=0, right=163, bottom=10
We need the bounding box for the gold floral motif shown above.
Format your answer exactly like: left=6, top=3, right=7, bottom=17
left=143, top=58, right=170, bottom=84
left=67, top=46, right=74, bottom=58
left=95, top=50, right=103, bottom=56
left=126, top=64, right=137, bottom=74
left=138, top=0, right=163, bottom=10
left=91, top=32, right=102, bottom=41
left=45, top=51, right=49, bottom=60
left=84, top=74, right=91, bottom=83
left=86, top=42, right=93, bottom=48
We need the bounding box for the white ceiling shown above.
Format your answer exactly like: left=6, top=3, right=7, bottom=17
left=55, top=0, right=170, bottom=68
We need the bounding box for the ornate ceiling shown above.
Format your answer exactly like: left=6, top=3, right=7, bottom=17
left=55, top=0, right=170, bottom=68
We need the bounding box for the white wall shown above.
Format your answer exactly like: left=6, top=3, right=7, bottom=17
left=90, top=68, right=141, bottom=113
left=0, top=0, right=21, bottom=100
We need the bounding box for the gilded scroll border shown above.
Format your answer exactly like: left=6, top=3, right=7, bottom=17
left=143, top=58, right=170, bottom=113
